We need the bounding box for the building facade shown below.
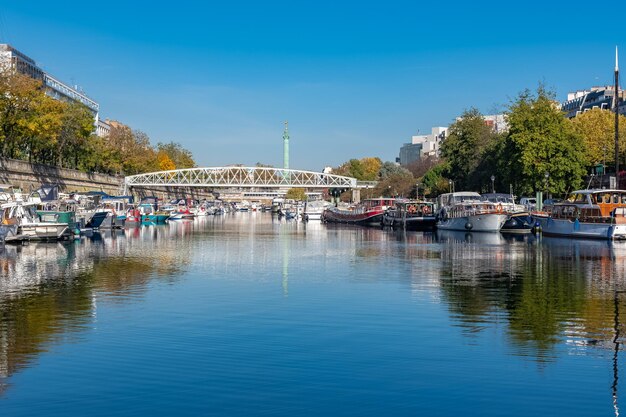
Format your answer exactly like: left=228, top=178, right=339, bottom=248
left=398, top=126, right=448, bottom=166
left=0, top=44, right=109, bottom=137
left=561, top=86, right=626, bottom=118
left=483, top=114, right=508, bottom=133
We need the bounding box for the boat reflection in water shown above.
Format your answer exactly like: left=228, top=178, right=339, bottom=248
left=2, top=215, right=626, bottom=415
left=0, top=227, right=193, bottom=394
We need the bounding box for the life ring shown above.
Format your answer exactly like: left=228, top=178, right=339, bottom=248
left=422, top=205, right=431, bottom=215
left=496, top=203, right=503, bottom=213
left=407, top=205, right=417, bottom=214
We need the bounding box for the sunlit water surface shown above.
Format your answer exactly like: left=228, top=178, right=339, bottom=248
left=1, top=213, right=626, bottom=416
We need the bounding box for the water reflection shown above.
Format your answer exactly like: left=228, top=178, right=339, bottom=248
left=0, top=226, right=193, bottom=394
left=2, top=216, right=626, bottom=414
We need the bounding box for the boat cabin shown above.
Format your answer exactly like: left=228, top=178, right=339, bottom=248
left=393, top=200, right=435, bottom=217
left=361, top=198, right=395, bottom=209
left=547, top=189, right=626, bottom=224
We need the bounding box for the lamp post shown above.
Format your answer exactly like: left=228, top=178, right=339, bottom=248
left=490, top=175, right=495, bottom=194
left=448, top=180, right=452, bottom=193
left=416, top=182, right=420, bottom=200
left=544, top=172, right=550, bottom=200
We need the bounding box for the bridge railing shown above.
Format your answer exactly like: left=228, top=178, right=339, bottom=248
left=125, top=167, right=357, bottom=189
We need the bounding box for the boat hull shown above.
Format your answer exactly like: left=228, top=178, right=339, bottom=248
left=303, top=212, right=323, bottom=221
left=437, top=213, right=508, bottom=232
left=17, top=222, right=70, bottom=240
left=322, top=208, right=385, bottom=226
left=382, top=214, right=437, bottom=230
left=142, top=214, right=169, bottom=224
left=500, top=213, right=534, bottom=234
left=535, top=216, right=626, bottom=240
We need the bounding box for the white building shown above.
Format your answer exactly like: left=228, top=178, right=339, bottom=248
left=96, top=119, right=111, bottom=138
left=398, top=126, right=448, bottom=165
left=0, top=44, right=110, bottom=137
left=483, top=114, right=508, bottom=133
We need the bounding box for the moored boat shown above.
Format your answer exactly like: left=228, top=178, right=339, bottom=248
left=322, top=198, right=395, bottom=226
left=482, top=193, right=533, bottom=234
left=303, top=200, right=332, bottom=221
left=382, top=199, right=437, bottom=230
left=436, top=192, right=508, bottom=232
left=534, top=189, right=626, bottom=240
left=2, top=201, right=72, bottom=241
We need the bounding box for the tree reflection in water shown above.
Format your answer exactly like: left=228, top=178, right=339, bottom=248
left=2, top=217, right=626, bottom=411
left=436, top=231, right=626, bottom=363
left=0, top=226, right=190, bottom=395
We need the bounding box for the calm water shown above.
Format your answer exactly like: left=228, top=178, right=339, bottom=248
left=1, top=213, right=626, bottom=416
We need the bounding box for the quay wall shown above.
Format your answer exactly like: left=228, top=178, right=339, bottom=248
left=0, top=158, right=215, bottom=200
left=0, top=157, right=124, bottom=195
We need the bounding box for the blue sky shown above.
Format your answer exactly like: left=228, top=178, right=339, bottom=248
left=1, top=1, right=624, bottom=170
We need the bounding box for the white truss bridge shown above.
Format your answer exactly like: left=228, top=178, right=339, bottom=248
left=124, top=167, right=359, bottom=190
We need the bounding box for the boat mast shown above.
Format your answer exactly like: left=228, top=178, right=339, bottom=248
left=615, top=46, right=620, bottom=180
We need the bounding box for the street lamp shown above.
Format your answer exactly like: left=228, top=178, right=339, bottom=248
left=490, top=175, right=495, bottom=194
left=544, top=172, right=550, bottom=200
left=416, top=182, right=420, bottom=200
left=448, top=179, right=452, bottom=193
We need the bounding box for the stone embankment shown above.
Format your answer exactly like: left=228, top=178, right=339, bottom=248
left=0, top=158, right=214, bottom=200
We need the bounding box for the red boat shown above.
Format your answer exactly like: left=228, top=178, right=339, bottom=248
left=321, top=198, right=395, bottom=226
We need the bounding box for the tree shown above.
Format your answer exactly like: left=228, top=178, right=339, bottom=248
left=406, top=155, right=441, bottom=179
left=360, top=157, right=382, bottom=181
left=440, top=107, right=499, bottom=191
left=571, top=108, right=626, bottom=168
left=379, top=161, right=411, bottom=179
left=420, top=162, right=451, bottom=197
left=502, top=86, right=586, bottom=197
left=24, top=93, right=65, bottom=164
left=333, top=157, right=381, bottom=180
left=285, top=188, right=307, bottom=201
left=157, top=141, right=196, bottom=169
left=157, top=150, right=176, bottom=171
left=57, top=102, right=96, bottom=169
left=0, top=72, right=44, bottom=159
left=373, top=170, right=415, bottom=197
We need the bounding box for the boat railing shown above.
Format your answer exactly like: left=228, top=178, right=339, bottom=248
left=446, top=203, right=501, bottom=218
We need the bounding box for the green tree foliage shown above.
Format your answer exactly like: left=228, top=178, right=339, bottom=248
left=157, top=141, right=196, bottom=169
left=420, top=162, right=451, bottom=197
left=502, top=86, right=586, bottom=196
left=571, top=108, right=626, bottom=166
left=0, top=72, right=47, bottom=159
left=285, top=187, right=307, bottom=201
left=440, top=107, right=500, bottom=191
left=57, top=102, right=96, bottom=169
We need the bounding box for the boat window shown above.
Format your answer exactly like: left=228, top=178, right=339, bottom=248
left=613, top=194, right=620, bottom=204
